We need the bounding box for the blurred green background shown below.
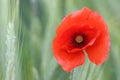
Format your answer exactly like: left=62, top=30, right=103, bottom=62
left=0, top=0, right=120, bottom=80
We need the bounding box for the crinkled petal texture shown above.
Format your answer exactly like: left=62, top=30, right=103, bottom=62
left=52, top=7, right=110, bottom=72
left=86, top=12, right=110, bottom=65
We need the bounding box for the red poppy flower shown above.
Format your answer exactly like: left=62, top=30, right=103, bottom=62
left=52, top=7, right=110, bottom=72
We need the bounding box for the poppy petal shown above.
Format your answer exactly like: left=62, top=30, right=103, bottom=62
left=86, top=33, right=110, bottom=65
left=86, top=12, right=110, bottom=65
left=56, top=7, right=93, bottom=36
left=52, top=36, right=85, bottom=72
left=56, top=14, right=72, bottom=35
left=56, top=25, right=100, bottom=53
left=71, top=7, right=93, bottom=24
left=53, top=49, right=85, bottom=72
left=88, top=12, right=108, bottom=32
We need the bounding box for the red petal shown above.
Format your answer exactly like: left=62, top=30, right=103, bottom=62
left=56, top=25, right=100, bottom=53
left=56, top=7, right=93, bottom=36
left=52, top=36, right=85, bottom=72
left=71, top=7, right=93, bottom=25
left=88, top=12, right=108, bottom=32
left=56, top=14, right=72, bottom=35
left=86, top=33, right=110, bottom=65
left=53, top=47, right=85, bottom=72
left=86, top=12, right=110, bottom=65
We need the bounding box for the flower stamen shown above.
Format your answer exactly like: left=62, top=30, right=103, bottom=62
left=75, top=36, right=83, bottom=43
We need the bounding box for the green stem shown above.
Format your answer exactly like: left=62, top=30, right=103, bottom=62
left=69, top=69, right=74, bottom=80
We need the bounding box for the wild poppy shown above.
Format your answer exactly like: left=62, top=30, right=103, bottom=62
left=52, top=7, right=110, bottom=72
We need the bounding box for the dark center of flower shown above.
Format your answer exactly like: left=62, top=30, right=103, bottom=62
left=75, top=36, right=83, bottom=43
left=72, top=33, right=87, bottom=48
